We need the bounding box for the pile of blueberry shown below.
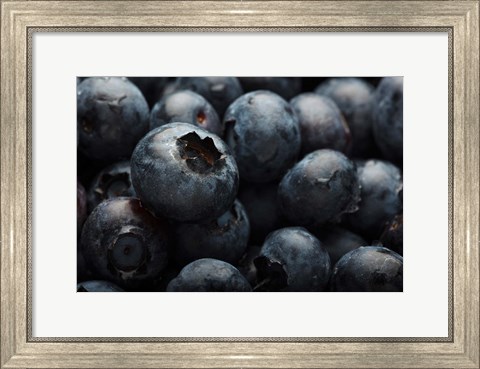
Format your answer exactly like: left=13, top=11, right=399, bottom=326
left=77, top=76, right=403, bottom=292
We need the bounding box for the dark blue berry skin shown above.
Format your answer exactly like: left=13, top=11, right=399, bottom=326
left=77, top=77, right=150, bottom=162
left=238, top=181, right=283, bottom=244
left=128, top=77, right=168, bottom=108
left=81, top=197, right=170, bottom=290
left=316, top=227, right=367, bottom=265
left=77, top=181, right=87, bottom=236
left=87, top=161, right=135, bottom=212
left=315, top=78, right=377, bottom=158
left=330, top=246, right=403, bottom=292
left=166, top=258, right=252, bottom=292
left=290, top=93, right=351, bottom=155
left=174, top=77, right=244, bottom=117
left=372, top=77, right=403, bottom=164
left=173, top=200, right=250, bottom=266
left=379, top=214, right=403, bottom=256
left=237, top=245, right=261, bottom=286
left=77, top=280, right=124, bottom=292
left=150, top=90, right=222, bottom=136
left=278, top=150, right=360, bottom=227
left=131, top=123, right=239, bottom=222
left=254, top=227, right=331, bottom=292
left=238, top=77, right=302, bottom=100
left=346, top=160, right=402, bottom=240
left=223, top=90, right=301, bottom=183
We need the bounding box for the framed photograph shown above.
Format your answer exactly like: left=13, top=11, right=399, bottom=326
left=1, top=1, right=478, bottom=368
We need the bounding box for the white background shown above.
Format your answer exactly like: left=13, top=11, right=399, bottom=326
left=33, top=33, right=449, bottom=337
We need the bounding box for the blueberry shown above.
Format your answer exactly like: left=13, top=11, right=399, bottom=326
left=238, top=181, right=283, bottom=244
left=372, top=77, right=403, bottom=164
left=173, top=200, right=250, bottom=266
left=316, top=226, right=367, bottom=265
left=166, top=258, right=252, bottom=292
left=290, top=93, right=351, bottom=155
left=346, top=160, right=402, bottom=239
left=131, top=123, right=239, bottom=222
left=77, top=280, right=124, bottom=292
left=87, top=161, right=135, bottom=212
left=315, top=78, right=377, bottom=158
left=237, top=245, right=261, bottom=286
left=330, top=246, right=403, bottom=292
left=223, top=90, right=301, bottom=182
left=174, top=77, right=244, bottom=117
left=254, top=227, right=331, bottom=291
left=77, top=77, right=150, bottom=162
left=150, top=90, right=222, bottom=136
left=278, top=149, right=360, bottom=227
left=81, top=197, right=170, bottom=289
left=238, top=77, right=302, bottom=100
left=77, top=181, right=87, bottom=236
left=128, top=77, right=168, bottom=108
left=379, top=214, right=403, bottom=255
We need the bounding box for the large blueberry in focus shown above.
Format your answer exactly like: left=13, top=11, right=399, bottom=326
left=77, top=280, right=124, bottom=292
left=290, top=93, right=351, bottom=155
left=379, top=214, right=403, bottom=255
left=278, top=149, right=360, bottom=227
left=238, top=181, right=283, bottom=244
left=238, top=77, right=302, bottom=100
left=174, top=77, right=244, bottom=117
left=77, top=77, right=150, bottom=162
left=131, top=123, right=239, bottom=222
left=346, top=160, right=402, bottom=239
left=167, top=258, right=252, bottom=292
left=254, top=227, right=331, bottom=292
left=173, top=200, right=250, bottom=266
left=87, top=161, right=135, bottom=212
left=128, top=77, right=168, bottom=108
left=330, top=246, right=403, bottom=292
left=315, top=78, right=377, bottom=158
left=372, top=77, right=403, bottom=164
left=316, top=226, right=367, bottom=265
left=223, top=90, right=301, bottom=183
left=81, top=197, right=170, bottom=290
left=150, top=90, right=222, bottom=136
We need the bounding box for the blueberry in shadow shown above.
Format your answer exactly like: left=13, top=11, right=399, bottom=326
left=346, top=160, right=402, bottom=240
left=330, top=246, right=403, bottom=292
left=166, top=258, right=252, bottom=292
left=128, top=77, right=168, bottom=108
left=316, top=226, right=367, bottom=265
left=238, top=77, right=302, bottom=100
left=372, top=77, right=403, bottom=164
left=223, top=90, right=301, bottom=183
left=130, top=123, right=239, bottom=222
left=315, top=77, right=377, bottom=158
left=253, top=227, right=331, bottom=292
left=290, top=93, right=351, bottom=155
left=150, top=90, right=222, bottom=136
left=379, top=214, right=403, bottom=256
left=238, top=181, right=283, bottom=244
left=174, top=77, right=244, bottom=117
left=77, top=181, right=87, bottom=236
left=87, top=161, right=135, bottom=212
left=278, top=149, right=360, bottom=227
left=81, top=197, right=170, bottom=290
left=77, top=77, right=150, bottom=162
left=77, top=280, right=124, bottom=292
left=173, top=200, right=250, bottom=266
left=237, top=245, right=261, bottom=286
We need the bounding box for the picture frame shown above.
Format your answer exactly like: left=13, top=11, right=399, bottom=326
left=1, top=1, right=478, bottom=368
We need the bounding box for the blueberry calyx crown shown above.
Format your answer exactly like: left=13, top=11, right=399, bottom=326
left=176, top=131, right=222, bottom=174
left=253, top=256, right=288, bottom=291
left=108, top=230, right=147, bottom=273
